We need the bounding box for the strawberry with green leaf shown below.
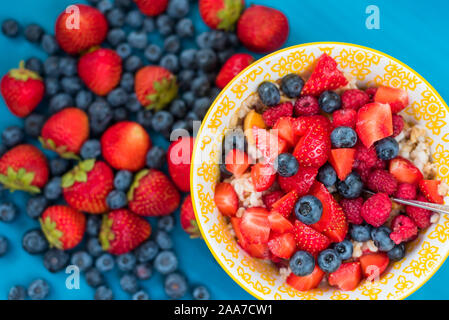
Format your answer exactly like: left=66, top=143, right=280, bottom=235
left=199, top=0, right=245, bottom=31
left=180, top=195, right=201, bottom=238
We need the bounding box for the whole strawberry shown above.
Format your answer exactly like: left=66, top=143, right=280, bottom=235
left=39, top=108, right=89, bottom=159
left=55, top=4, right=108, bottom=55
left=78, top=48, right=122, bottom=96
left=134, top=0, right=168, bottom=16
left=216, top=53, right=254, bottom=89
left=0, top=144, right=49, bottom=193
left=1, top=61, right=45, bottom=118
left=167, top=136, right=194, bottom=192
left=62, top=159, right=114, bottom=214
left=199, top=0, right=244, bottom=31
left=40, top=205, right=86, bottom=250
left=101, top=121, right=151, bottom=172
left=237, top=5, right=289, bottom=53
left=99, top=209, right=151, bottom=255
left=128, top=169, right=180, bottom=217
left=181, top=195, right=201, bottom=238
left=135, top=66, right=178, bottom=111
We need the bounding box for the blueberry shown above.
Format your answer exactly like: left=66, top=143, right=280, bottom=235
left=41, top=34, right=59, bottom=55
left=44, top=56, right=60, bottom=77
left=96, top=253, right=115, bottom=272
left=218, top=49, right=235, bottom=64
left=44, top=177, right=62, bottom=200
left=75, top=90, right=93, bottom=109
left=135, top=110, right=152, bottom=129
left=186, top=111, right=200, bottom=131
left=49, top=93, right=73, bottom=113
left=257, top=82, right=280, bottom=106
left=160, top=54, right=179, bottom=73
left=280, top=74, right=304, bottom=98
left=387, top=243, right=406, bottom=261
left=114, top=108, right=128, bottom=122
left=24, top=23, right=43, bottom=42
left=107, top=88, right=128, bottom=107
left=94, top=285, right=113, bottom=300
left=49, top=158, right=70, bottom=176
left=199, top=71, right=217, bottom=84
left=196, top=49, right=217, bottom=72
left=169, top=99, right=187, bottom=119
left=88, top=101, right=113, bottom=128
left=275, top=153, right=299, bottom=177
left=115, top=0, right=133, bottom=9
left=146, top=146, right=166, bottom=169
left=336, top=172, right=363, bottom=199
left=317, top=249, right=341, bottom=273
left=196, top=32, right=212, bottom=49
left=96, top=0, right=113, bottom=13
left=125, top=10, right=144, bottom=28
left=193, top=97, right=211, bottom=119
left=8, top=285, right=26, bottom=300
left=226, top=32, right=240, bottom=48
left=2, top=126, right=24, bottom=147
left=209, top=87, right=222, bottom=100
left=167, top=0, right=190, bottom=18
left=182, top=91, right=196, bottom=107
left=156, top=14, right=174, bottom=36
left=127, top=31, right=147, bottom=49
left=24, top=113, right=45, bottom=138
left=114, top=170, right=132, bottom=191
left=180, top=49, right=197, bottom=69
left=350, top=224, right=371, bottom=242
left=71, top=251, right=93, bottom=272
left=43, top=249, right=69, bottom=273
left=45, top=77, right=60, bottom=96
left=0, top=236, right=8, bottom=256
left=22, top=229, right=49, bottom=255
left=158, top=215, right=175, bottom=232
left=126, top=94, right=142, bottom=112
left=178, top=70, right=195, bottom=91
left=289, top=251, right=315, bottom=276
left=152, top=111, right=174, bottom=133
left=87, top=237, right=104, bottom=257
left=132, top=290, right=150, bottom=300
left=86, top=215, right=101, bottom=237
left=317, top=163, right=337, bottom=187
left=120, top=73, right=134, bottom=93
left=61, top=77, right=82, bottom=95
left=28, top=279, right=49, bottom=300
left=209, top=30, right=228, bottom=50
left=2, top=19, right=20, bottom=37
left=154, top=250, right=178, bottom=275
left=85, top=268, right=104, bottom=288
left=295, top=195, right=323, bottom=225
left=107, top=8, right=125, bottom=28
left=192, top=286, right=210, bottom=300
left=176, top=18, right=194, bottom=37
left=0, top=144, right=6, bottom=157
left=142, top=17, right=155, bottom=32
left=134, top=262, right=153, bottom=281
left=120, top=273, right=139, bottom=294
left=0, top=202, right=18, bottom=223
left=116, top=43, right=132, bottom=59
left=191, top=76, right=211, bottom=97
left=80, top=140, right=102, bottom=159
left=172, top=120, right=189, bottom=134
left=144, top=44, right=162, bottom=63
left=106, top=190, right=128, bottom=209
left=58, top=57, right=77, bottom=77
left=107, top=28, right=126, bottom=47
left=333, top=240, right=353, bottom=260
left=331, top=126, right=358, bottom=148
left=26, top=196, right=48, bottom=219
left=164, top=35, right=181, bottom=53
left=371, top=226, right=395, bottom=252
left=124, top=55, right=143, bottom=73
left=319, top=91, right=341, bottom=113
left=135, top=240, right=159, bottom=262
left=25, top=57, right=44, bottom=75
left=375, top=137, right=399, bottom=160
left=165, top=273, right=188, bottom=299
left=116, top=253, right=137, bottom=272
left=155, top=230, right=173, bottom=250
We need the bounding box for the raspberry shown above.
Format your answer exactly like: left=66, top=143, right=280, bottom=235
left=390, top=215, right=418, bottom=244
left=365, top=87, right=378, bottom=102
left=354, top=142, right=378, bottom=169
left=361, top=193, right=392, bottom=227
left=262, top=190, right=284, bottom=210
left=354, top=166, right=371, bottom=184
left=367, top=169, right=398, bottom=195
left=392, top=114, right=404, bottom=137
left=340, top=197, right=364, bottom=224
left=293, top=95, right=319, bottom=116
left=395, top=183, right=417, bottom=200
left=262, top=102, right=293, bottom=127
left=332, top=109, right=357, bottom=128
left=341, top=89, right=370, bottom=110
left=372, top=158, right=387, bottom=170
left=406, top=195, right=432, bottom=228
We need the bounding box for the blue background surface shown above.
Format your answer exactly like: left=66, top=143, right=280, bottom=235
left=0, top=0, right=448, bottom=300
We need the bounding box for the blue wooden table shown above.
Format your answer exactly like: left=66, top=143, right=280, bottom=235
left=0, top=0, right=448, bottom=300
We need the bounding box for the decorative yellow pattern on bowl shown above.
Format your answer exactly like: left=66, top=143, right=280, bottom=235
left=190, top=43, right=449, bottom=300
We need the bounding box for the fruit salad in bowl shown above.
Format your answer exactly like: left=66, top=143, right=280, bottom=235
left=191, top=43, right=449, bottom=299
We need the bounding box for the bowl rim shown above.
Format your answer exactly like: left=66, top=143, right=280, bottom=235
left=190, top=41, right=449, bottom=300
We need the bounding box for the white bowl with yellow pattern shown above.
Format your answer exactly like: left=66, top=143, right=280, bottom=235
left=190, top=42, right=449, bottom=300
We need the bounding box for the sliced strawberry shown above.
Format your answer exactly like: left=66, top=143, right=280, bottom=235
left=240, top=207, right=270, bottom=244
left=293, top=220, right=331, bottom=255
left=253, top=127, right=288, bottom=163
left=268, top=211, right=294, bottom=233
left=268, top=232, right=296, bottom=259
left=293, top=115, right=332, bottom=136
left=271, top=190, right=299, bottom=218
left=301, top=53, right=348, bottom=96
left=278, top=166, right=318, bottom=195
left=232, top=217, right=271, bottom=259
left=328, top=148, right=356, bottom=180
left=214, top=182, right=239, bottom=217
left=328, top=262, right=362, bottom=291
left=231, top=217, right=248, bottom=248
left=309, top=181, right=348, bottom=242
left=389, top=157, right=423, bottom=185
left=374, top=86, right=409, bottom=114
left=293, top=127, right=331, bottom=168
left=250, top=162, right=276, bottom=192
left=286, top=265, right=325, bottom=291
left=262, top=190, right=284, bottom=210
left=418, top=180, right=444, bottom=204
left=225, top=149, right=251, bottom=177
left=359, top=253, right=389, bottom=281
left=272, top=117, right=299, bottom=146
left=356, top=102, right=393, bottom=147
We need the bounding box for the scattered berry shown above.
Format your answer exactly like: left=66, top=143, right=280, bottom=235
left=27, top=279, right=49, bottom=300
left=289, top=251, right=315, bottom=276
left=8, top=285, right=26, bottom=300
left=43, top=249, right=69, bottom=273
left=367, top=169, right=398, bottom=195
left=294, top=95, right=320, bottom=116
left=340, top=197, right=364, bottom=225
left=341, top=89, right=369, bottom=110
left=350, top=224, right=372, bottom=242
left=317, top=249, right=341, bottom=273
left=361, top=193, right=391, bottom=227
left=371, top=226, right=395, bottom=252
left=333, top=240, right=353, bottom=260
left=375, top=137, right=399, bottom=160
left=294, top=195, right=323, bottom=225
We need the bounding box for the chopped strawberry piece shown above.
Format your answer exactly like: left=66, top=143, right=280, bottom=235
left=262, top=190, right=284, bottom=210
left=332, top=109, right=357, bottom=128
left=328, top=148, right=356, bottom=180
left=286, top=265, right=325, bottom=291
left=244, top=243, right=271, bottom=259
left=389, top=157, right=423, bottom=185
left=293, top=115, right=332, bottom=137
left=374, top=86, right=409, bottom=113
left=240, top=207, right=270, bottom=244
left=301, top=53, right=348, bottom=96
left=231, top=217, right=248, bottom=248
left=268, top=211, right=294, bottom=233
left=359, top=253, right=389, bottom=281
left=278, top=166, right=318, bottom=195
left=418, top=180, right=444, bottom=204
left=225, top=149, right=251, bottom=177
left=293, top=127, right=331, bottom=168
left=390, top=215, right=418, bottom=244
left=271, top=190, right=299, bottom=218
left=356, top=102, right=393, bottom=147
left=328, top=262, right=362, bottom=291
left=262, top=102, right=293, bottom=127
left=272, top=117, right=299, bottom=146
left=251, top=162, right=276, bottom=192
left=293, top=220, right=331, bottom=255
left=214, top=182, right=239, bottom=217
left=268, top=232, right=296, bottom=259
left=253, top=127, right=288, bottom=163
